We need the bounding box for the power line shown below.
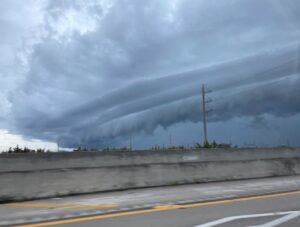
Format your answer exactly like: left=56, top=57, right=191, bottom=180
left=212, top=74, right=300, bottom=105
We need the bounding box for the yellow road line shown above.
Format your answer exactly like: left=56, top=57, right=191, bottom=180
left=3, top=203, right=118, bottom=209
left=15, top=190, right=300, bottom=227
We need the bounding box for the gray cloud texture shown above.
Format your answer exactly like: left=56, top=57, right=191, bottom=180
left=1, top=0, right=300, bottom=147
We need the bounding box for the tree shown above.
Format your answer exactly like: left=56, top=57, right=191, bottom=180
left=203, top=141, right=211, bottom=148
left=212, top=140, right=218, bottom=148
left=13, top=145, right=22, bottom=153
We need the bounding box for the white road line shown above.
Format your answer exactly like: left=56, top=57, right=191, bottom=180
left=249, top=211, right=300, bottom=227
left=194, top=211, right=300, bottom=227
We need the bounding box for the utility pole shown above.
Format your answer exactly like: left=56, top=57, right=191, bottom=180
left=202, top=84, right=208, bottom=146
left=129, top=132, right=132, bottom=151
left=169, top=133, right=172, bottom=148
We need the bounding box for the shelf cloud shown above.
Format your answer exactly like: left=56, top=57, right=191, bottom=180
left=1, top=0, right=300, bottom=147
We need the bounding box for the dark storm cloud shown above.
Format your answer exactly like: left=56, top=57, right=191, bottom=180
left=49, top=44, right=299, bottom=128
left=13, top=45, right=300, bottom=147
left=3, top=0, right=300, bottom=147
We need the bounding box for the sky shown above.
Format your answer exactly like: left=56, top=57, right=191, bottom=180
left=0, top=0, right=300, bottom=151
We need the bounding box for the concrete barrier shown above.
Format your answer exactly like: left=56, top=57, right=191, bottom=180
left=1, top=148, right=300, bottom=202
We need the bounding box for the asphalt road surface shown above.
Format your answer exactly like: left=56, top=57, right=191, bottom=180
left=2, top=176, right=300, bottom=227
left=36, top=192, right=300, bottom=227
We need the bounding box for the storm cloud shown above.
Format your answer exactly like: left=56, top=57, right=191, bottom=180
left=1, top=0, right=300, bottom=148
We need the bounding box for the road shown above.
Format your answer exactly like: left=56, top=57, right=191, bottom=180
left=31, top=191, right=300, bottom=227
left=1, top=175, right=300, bottom=226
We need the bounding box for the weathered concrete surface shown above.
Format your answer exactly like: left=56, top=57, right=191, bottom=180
left=1, top=148, right=300, bottom=172
left=2, top=176, right=300, bottom=226
left=0, top=148, right=300, bottom=201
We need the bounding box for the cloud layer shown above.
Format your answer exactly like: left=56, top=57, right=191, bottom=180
left=1, top=0, right=300, bottom=147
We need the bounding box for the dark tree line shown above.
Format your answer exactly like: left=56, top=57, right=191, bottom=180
left=3, top=145, right=48, bottom=153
